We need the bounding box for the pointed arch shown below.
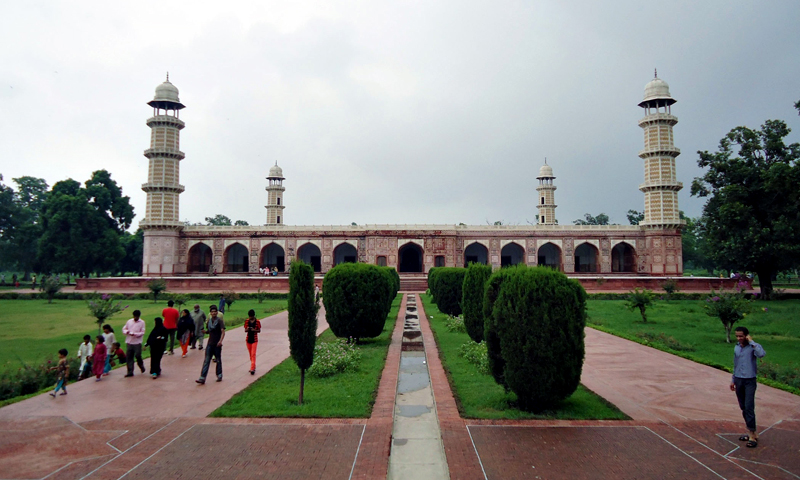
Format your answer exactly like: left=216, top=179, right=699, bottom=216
left=574, top=242, right=600, bottom=273
left=537, top=242, right=562, bottom=270
left=611, top=242, right=637, bottom=273
left=333, top=243, right=358, bottom=266
left=188, top=243, right=213, bottom=273
left=297, top=242, right=322, bottom=272
left=260, top=242, right=286, bottom=272
left=398, top=243, right=423, bottom=272
left=224, top=242, right=249, bottom=273
left=464, top=242, right=488, bottom=266
left=500, top=242, right=525, bottom=267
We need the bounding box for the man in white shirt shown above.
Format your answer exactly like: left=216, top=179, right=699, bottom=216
left=122, top=310, right=147, bottom=377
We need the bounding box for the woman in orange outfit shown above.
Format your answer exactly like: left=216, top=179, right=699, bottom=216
left=244, top=309, right=261, bottom=375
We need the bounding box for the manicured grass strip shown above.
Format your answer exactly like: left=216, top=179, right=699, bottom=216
left=0, top=299, right=287, bottom=371
left=420, top=294, right=629, bottom=420
left=211, top=295, right=401, bottom=418
left=586, top=299, right=800, bottom=395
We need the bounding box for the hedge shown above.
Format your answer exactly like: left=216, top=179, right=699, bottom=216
left=323, top=263, right=393, bottom=341
left=0, top=291, right=289, bottom=301
left=427, top=267, right=440, bottom=300
left=485, top=266, right=587, bottom=412
left=462, top=263, right=492, bottom=343
left=431, top=267, right=466, bottom=316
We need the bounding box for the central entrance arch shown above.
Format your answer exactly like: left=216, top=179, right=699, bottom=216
left=537, top=242, right=562, bottom=270
left=501, top=242, right=524, bottom=267
left=464, top=242, right=488, bottom=266
left=574, top=242, right=600, bottom=273
left=297, top=243, right=322, bottom=272
left=398, top=243, right=423, bottom=273
left=612, top=242, right=636, bottom=272
left=333, top=243, right=358, bottom=266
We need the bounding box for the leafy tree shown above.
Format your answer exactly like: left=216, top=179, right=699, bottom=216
left=205, top=214, right=232, bottom=226
left=0, top=175, right=17, bottom=268
left=84, top=170, right=134, bottom=232
left=704, top=289, right=751, bottom=343
left=691, top=108, right=800, bottom=299
left=661, top=278, right=679, bottom=299
left=626, top=209, right=644, bottom=225
left=234, top=220, right=249, bottom=226
left=288, top=260, right=318, bottom=404
left=625, top=288, right=654, bottom=322
left=37, top=179, right=126, bottom=277
left=118, top=229, right=144, bottom=275
left=146, top=278, right=167, bottom=303
left=87, top=294, right=128, bottom=334
left=462, top=263, right=492, bottom=343
left=573, top=213, right=610, bottom=225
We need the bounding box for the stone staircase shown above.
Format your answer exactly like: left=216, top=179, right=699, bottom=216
left=399, top=274, right=428, bottom=292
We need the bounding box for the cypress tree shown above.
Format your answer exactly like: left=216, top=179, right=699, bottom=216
left=288, top=260, right=318, bottom=405
left=462, top=263, right=492, bottom=343
left=324, top=263, right=391, bottom=342
left=431, top=267, right=466, bottom=316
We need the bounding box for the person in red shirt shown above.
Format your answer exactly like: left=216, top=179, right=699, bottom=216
left=162, top=300, right=180, bottom=355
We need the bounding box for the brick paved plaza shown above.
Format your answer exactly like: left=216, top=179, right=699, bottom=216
left=0, top=294, right=798, bottom=479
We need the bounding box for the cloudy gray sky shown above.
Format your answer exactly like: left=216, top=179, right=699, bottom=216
left=2, top=1, right=799, bottom=229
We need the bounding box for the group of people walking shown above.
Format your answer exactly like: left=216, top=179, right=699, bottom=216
left=51, top=300, right=263, bottom=396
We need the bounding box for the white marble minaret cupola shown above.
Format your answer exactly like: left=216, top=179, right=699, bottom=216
left=536, top=160, right=557, bottom=225
left=265, top=162, right=285, bottom=225
left=638, top=70, right=683, bottom=227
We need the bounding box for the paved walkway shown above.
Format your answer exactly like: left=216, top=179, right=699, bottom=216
left=1, top=294, right=798, bottom=479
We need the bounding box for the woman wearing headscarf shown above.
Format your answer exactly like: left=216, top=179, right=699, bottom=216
left=177, top=309, right=195, bottom=358
left=145, top=317, right=168, bottom=379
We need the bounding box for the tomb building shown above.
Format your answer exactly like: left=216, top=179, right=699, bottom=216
left=139, top=74, right=684, bottom=278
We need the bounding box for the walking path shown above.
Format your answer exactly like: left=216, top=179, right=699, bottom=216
left=0, top=294, right=798, bottom=479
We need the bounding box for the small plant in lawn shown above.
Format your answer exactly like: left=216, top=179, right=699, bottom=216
left=146, top=278, right=167, bottom=303
left=41, top=276, right=63, bottom=304
left=222, top=290, right=239, bottom=311
left=257, top=288, right=267, bottom=304
left=704, top=289, right=751, bottom=343
left=625, top=288, right=654, bottom=322
left=444, top=315, right=466, bottom=333
left=759, top=361, right=800, bottom=390
left=87, top=294, right=128, bottom=334
left=662, top=278, right=679, bottom=299
left=172, top=294, right=188, bottom=308
left=459, top=341, right=489, bottom=374
left=307, top=340, right=362, bottom=377
left=635, top=332, right=695, bottom=351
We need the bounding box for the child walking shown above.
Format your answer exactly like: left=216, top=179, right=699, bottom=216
left=92, top=335, right=107, bottom=381
left=102, top=325, right=116, bottom=375
left=77, top=335, right=93, bottom=379
left=49, top=349, right=70, bottom=397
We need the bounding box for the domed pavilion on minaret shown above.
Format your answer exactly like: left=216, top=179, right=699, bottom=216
left=79, top=72, right=736, bottom=292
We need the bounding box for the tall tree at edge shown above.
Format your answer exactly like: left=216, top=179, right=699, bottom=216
left=287, top=260, right=318, bottom=405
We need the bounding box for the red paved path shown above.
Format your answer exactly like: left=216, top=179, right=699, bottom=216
left=1, top=294, right=798, bottom=479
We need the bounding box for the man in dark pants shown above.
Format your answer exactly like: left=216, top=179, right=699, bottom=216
left=196, top=305, right=225, bottom=384
left=730, top=326, right=766, bottom=448
left=122, top=310, right=147, bottom=377
left=161, top=300, right=179, bottom=355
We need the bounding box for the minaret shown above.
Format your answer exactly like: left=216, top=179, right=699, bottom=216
left=265, top=162, right=285, bottom=225
left=638, top=70, right=682, bottom=227
left=140, top=75, right=186, bottom=275
left=536, top=160, right=557, bottom=225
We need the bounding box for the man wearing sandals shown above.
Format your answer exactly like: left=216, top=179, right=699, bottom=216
left=730, top=326, right=766, bottom=448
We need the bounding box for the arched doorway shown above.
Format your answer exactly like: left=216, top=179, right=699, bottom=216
left=537, top=242, right=562, bottom=270
left=464, top=242, right=488, bottom=266
left=501, top=242, right=524, bottom=267
left=188, top=243, right=212, bottom=273
left=574, top=242, right=600, bottom=273
left=612, top=242, right=636, bottom=273
left=224, top=243, right=249, bottom=273
left=333, top=243, right=358, bottom=265
left=297, top=243, right=322, bottom=272
left=398, top=243, right=423, bottom=273
left=260, top=243, right=285, bottom=272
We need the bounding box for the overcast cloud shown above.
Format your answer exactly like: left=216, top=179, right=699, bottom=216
left=2, top=1, right=799, bottom=229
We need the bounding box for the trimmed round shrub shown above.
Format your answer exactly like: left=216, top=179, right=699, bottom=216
left=427, top=267, right=440, bottom=300
left=486, top=266, right=587, bottom=411
left=482, top=266, right=518, bottom=388
left=462, top=263, right=492, bottom=343
left=431, top=267, right=466, bottom=316
left=323, top=263, right=392, bottom=341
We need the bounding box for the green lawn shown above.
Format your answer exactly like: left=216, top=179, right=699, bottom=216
left=0, top=298, right=287, bottom=371
left=211, top=295, right=401, bottom=418
left=420, top=294, right=629, bottom=420
left=586, top=299, right=800, bottom=393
